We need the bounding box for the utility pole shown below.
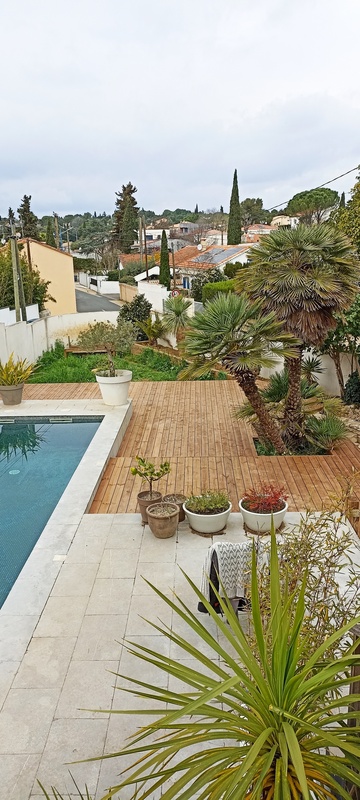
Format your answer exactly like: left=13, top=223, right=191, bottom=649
left=9, top=223, right=21, bottom=322
left=142, top=215, right=149, bottom=279
left=53, top=212, right=60, bottom=249
left=138, top=216, right=143, bottom=271
left=171, top=243, right=176, bottom=290
left=65, top=223, right=71, bottom=253
left=15, top=237, right=27, bottom=321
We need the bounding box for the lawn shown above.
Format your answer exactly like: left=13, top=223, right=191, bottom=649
left=29, top=343, right=227, bottom=383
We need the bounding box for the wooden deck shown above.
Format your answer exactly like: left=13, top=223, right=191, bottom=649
left=78, top=381, right=360, bottom=515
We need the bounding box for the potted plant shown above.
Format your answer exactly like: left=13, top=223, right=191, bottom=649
left=146, top=502, right=179, bottom=538
left=77, top=320, right=135, bottom=405
left=239, top=482, right=288, bottom=533
left=163, top=493, right=188, bottom=522
left=0, top=353, right=35, bottom=405
left=183, top=490, right=232, bottom=535
left=130, top=456, right=171, bottom=523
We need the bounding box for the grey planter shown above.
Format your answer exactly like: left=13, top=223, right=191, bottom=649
left=0, top=384, right=24, bottom=406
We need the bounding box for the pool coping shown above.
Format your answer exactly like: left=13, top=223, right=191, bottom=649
left=0, top=397, right=132, bottom=666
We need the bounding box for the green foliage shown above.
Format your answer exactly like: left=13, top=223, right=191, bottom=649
left=77, top=320, right=135, bottom=376
left=304, top=414, right=348, bottom=453
left=162, top=295, right=192, bottom=341
left=286, top=187, right=339, bottom=224
left=117, top=293, right=152, bottom=340
left=17, top=194, right=40, bottom=239
left=336, top=172, right=360, bottom=256
left=185, top=490, right=230, bottom=513
left=72, top=257, right=99, bottom=274
left=0, top=424, right=45, bottom=462
left=159, top=229, right=170, bottom=289
left=227, top=168, right=242, bottom=244
left=223, top=261, right=244, bottom=278
left=202, top=279, right=235, bottom=302
left=137, top=313, right=168, bottom=346
left=0, top=243, right=53, bottom=311
left=301, top=353, right=324, bottom=383
left=190, top=267, right=223, bottom=301
left=130, top=456, right=170, bottom=495
left=45, top=217, right=56, bottom=247
left=344, top=370, right=360, bottom=404
left=239, top=196, right=271, bottom=226
left=112, top=182, right=139, bottom=250
left=0, top=353, right=35, bottom=385
left=41, top=531, right=360, bottom=800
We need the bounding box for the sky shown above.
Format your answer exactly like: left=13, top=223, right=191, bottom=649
left=0, top=0, right=359, bottom=217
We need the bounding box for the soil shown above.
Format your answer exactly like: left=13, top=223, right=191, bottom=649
left=140, top=491, right=162, bottom=500
left=164, top=494, right=187, bottom=503
left=148, top=503, right=178, bottom=517
left=186, top=505, right=230, bottom=515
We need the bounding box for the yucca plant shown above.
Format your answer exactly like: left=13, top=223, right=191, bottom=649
left=0, top=353, right=35, bottom=384
left=44, top=530, right=360, bottom=800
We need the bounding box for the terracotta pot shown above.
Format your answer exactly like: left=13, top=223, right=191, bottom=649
left=0, top=384, right=24, bottom=406
left=137, top=490, right=162, bottom=523
left=146, top=503, right=179, bottom=539
left=163, top=493, right=187, bottom=522
left=239, top=499, right=288, bottom=533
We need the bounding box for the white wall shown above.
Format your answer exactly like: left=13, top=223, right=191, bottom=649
left=78, top=273, right=119, bottom=297
left=0, top=304, right=39, bottom=326
left=97, top=280, right=119, bottom=296
left=138, top=281, right=170, bottom=313
left=0, top=311, right=119, bottom=364
left=261, top=352, right=354, bottom=397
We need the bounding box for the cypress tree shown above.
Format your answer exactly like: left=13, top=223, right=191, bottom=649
left=17, top=194, right=40, bottom=239
left=112, top=182, right=139, bottom=249
left=45, top=217, right=56, bottom=247
left=227, top=169, right=242, bottom=245
left=159, top=230, right=171, bottom=290
left=340, top=191, right=346, bottom=208
left=122, top=198, right=137, bottom=254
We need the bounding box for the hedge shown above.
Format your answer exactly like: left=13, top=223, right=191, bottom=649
left=202, top=279, right=236, bottom=303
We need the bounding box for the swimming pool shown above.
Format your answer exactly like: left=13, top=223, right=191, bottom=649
left=0, top=416, right=102, bottom=607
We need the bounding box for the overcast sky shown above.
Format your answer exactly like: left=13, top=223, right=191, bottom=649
left=1, top=0, right=359, bottom=217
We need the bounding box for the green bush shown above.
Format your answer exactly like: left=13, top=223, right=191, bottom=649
left=106, top=270, right=120, bottom=281
left=73, top=257, right=98, bottom=273
left=223, top=261, right=244, bottom=278
left=118, top=294, right=152, bottom=340
left=202, top=280, right=235, bottom=303
left=344, top=370, right=360, bottom=404
left=305, top=414, right=348, bottom=453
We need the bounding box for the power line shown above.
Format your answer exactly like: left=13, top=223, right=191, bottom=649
left=268, top=164, right=359, bottom=212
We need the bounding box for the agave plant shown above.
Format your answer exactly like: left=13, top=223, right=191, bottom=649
left=0, top=353, right=35, bottom=384
left=41, top=531, right=360, bottom=800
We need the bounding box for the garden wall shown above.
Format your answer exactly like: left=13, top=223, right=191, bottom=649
left=0, top=311, right=119, bottom=364
left=261, top=352, right=354, bottom=397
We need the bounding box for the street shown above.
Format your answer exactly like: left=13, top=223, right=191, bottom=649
left=75, top=288, right=121, bottom=312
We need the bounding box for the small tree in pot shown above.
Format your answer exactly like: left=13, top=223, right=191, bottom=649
left=77, top=320, right=135, bottom=405
left=0, top=353, right=36, bottom=405
left=130, top=457, right=171, bottom=523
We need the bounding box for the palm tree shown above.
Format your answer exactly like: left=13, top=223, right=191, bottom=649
left=237, top=224, right=359, bottom=447
left=181, top=292, right=299, bottom=454
left=162, top=295, right=192, bottom=345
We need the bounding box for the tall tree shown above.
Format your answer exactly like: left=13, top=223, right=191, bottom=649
left=17, top=195, right=40, bottom=239
left=45, top=218, right=56, bottom=247
left=337, top=173, right=360, bottom=257
left=194, top=203, right=199, bottom=215
left=182, top=293, right=298, bottom=454
left=286, top=188, right=339, bottom=224
left=227, top=169, right=242, bottom=244
left=0, top=243, right=53, bottom=310
left=240, top=197, right=270, bottom=226
left=340, top=191, right=346, bottom=208
left=112, top=182, right=139, bottom=250
left=238, top=225, right=358, bottom=447
left=121, top=197, right=138, bottom=254
left=159, top=230, right=171, bottom=290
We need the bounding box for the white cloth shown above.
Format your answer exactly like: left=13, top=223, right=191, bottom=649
left=201, top=540, right=255, bottom=601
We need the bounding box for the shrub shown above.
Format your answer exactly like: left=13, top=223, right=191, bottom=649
left=190, top=268, right=223, bottom=301
left=344, top=370, right=360, bottom=404
left=185, top=490, right=229, bottom=514
left=77, top=320, right=135, bottom=376
left=106, top=270, right=120, bottom=281
left=223, top=261, right=244, bottom=278
left=305, top=414, right=348, bottom=453
left=118, top=294, right=152, bottom=341
left=72, top=256, right=98, bottom=273
left=241, top=483, right=287, bottom=513
left=202, top=279, right=236, bottom=303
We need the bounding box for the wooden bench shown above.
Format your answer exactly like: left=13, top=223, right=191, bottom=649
left=64, top=346, right=107, bottom=358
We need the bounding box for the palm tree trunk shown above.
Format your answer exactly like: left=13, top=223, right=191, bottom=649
left=284, top=349, right=304, bottom=446
left=330, top=347, right=345, bottom=400
left=237, top=371, right=286, bottom=455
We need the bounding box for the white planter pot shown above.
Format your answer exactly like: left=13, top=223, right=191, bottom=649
left=239, top=499, right=288, bottom=533
left=95, top=370, right=132, bottom=406
left=183, top=502, right=232, bottom=534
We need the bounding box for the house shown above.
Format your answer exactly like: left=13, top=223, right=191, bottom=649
left=271, top=215, right=299, bottom=229
left=20, top=238, right=76, bottom=315
left=145, top=228, right=170, bottom=241
left=201, top=229, right=228, bottom=247
left=174, top=244, right=253, bottom=290
left=171, top=220, right=199, bottom=236
left=244, top=224, right=273, bottom=243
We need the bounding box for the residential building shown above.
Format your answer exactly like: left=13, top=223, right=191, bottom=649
left=174, top=244, right=253, bottom=290
left=271, top=215, right=299, bottom=229
left=201, top=229, right=228, bottom=247
left=20, top=238, right=76, bottom=315
left=244, top=224, right=274, bottom=243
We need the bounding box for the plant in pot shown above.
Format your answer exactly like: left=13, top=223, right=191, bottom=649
left=0, top=353, right=36, bottom=406
left=76, top=320, right=135, bottom=405
left=183, top=490, right=232, bottom=535
left=239, top=482, right=288, bottom=533
left=146, top=502, right=179, bottom=539
left=130, top=456, right=171, bottom=523
left=163, top=492, right=188, bottom=522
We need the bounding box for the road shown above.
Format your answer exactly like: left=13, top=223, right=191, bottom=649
left=75, top=289, right=121, bottom=312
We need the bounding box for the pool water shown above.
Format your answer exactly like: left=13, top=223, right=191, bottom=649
left=0, top=417, right=101, bottom=607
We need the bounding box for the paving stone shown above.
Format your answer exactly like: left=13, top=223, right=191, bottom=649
left=86, top=579, right=134, bottom=615
left=34, top=718, right=107, bottom=797
left=125, top=593, right=172, bottom=637
left=0, top=661, right=20, bottom=710
left=97, top=549, right=139, bottom=579
left=0, top=688, right=59, bottom=753
left=0, top=615, right=38, bottom=661
left=73, top=615, right=127, bottom=661
left=0, top=754, right=41, bottom=800
left=133, top=561, right=176, bottom=595
left=51, top=563, right=98, bottom=597
left=55, top=659, right=118, bottom=718
left=12, top=637, right=76, bottom=689
left=34, top=596, right=89, bottom=638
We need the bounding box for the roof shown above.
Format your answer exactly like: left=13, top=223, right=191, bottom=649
left=19, top=238, right=73, bottom=257
left=174, top=244, right=252, bottom=271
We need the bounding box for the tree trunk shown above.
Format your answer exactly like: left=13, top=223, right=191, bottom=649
left=237, top=371, right=286, bottom=455
left=284, top=349, right=304, bottom=447
left=330, top=348, right=345, bottom=400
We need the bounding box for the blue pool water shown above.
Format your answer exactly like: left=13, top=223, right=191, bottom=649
left=0, top=417, right=101, bottom=607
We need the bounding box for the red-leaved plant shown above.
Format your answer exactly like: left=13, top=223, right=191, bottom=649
left=241, top=483, right=288, bottom=514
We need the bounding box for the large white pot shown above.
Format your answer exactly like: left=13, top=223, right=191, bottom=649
left=95, top=370, right=132, bottom=406
left=239, top=499, right=288, bottom=533
left=183, top=502, right=232, bottom=534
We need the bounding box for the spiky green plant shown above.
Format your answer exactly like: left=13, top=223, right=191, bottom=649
left=301, top=354, right=324, bottom=384
left=305, top=414, right=348, bottom=453
left=0, top=353, right=35, bottom=384
left=38, top=773, right=92, bottom=799
left=45, top=530, right=359, bottom=800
